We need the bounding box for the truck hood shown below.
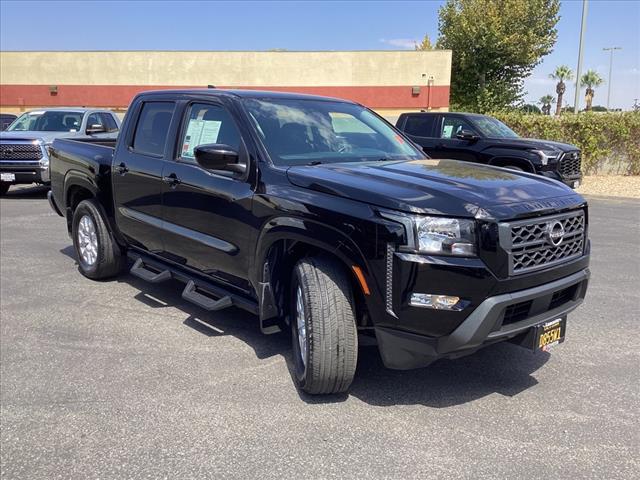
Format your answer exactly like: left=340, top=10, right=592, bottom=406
left=287, top=159, right=585, bottom=220
left=485, top=137, right=578, bottom=152
left=0, top=131, right=77, bottom=144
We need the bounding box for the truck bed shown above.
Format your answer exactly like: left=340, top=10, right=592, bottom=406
left=49, top=137, right=117, bottom=217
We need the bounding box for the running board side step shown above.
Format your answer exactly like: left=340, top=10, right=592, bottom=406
left=126, top=251, right=259, bottom=316
left=182, top=280, right=233, bottom=311
left=130, top=258, right=172, bottom=283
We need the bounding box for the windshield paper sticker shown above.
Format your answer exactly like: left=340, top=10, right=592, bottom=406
left=182, top=120, right=222, bottom=158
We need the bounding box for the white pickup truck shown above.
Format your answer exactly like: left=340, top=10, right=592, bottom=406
left=0, top=108, right=120, bottom=195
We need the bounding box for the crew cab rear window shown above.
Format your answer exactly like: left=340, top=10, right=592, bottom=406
left=403, top=115, right=436, bottom=137
left=132, top=102, right=175, bottom=156
left=179, top=103, right=241, bottom=160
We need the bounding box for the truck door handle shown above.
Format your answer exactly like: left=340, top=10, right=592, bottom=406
left=115, top=162, right=129, bottom=175
left=162, top=173, right=181, bottom=187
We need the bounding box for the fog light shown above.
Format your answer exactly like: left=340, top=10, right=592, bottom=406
left=409, top=293, right=469, bottom=311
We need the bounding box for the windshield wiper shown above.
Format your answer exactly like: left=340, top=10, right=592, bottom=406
left=307, top=160, right=323, bottom=166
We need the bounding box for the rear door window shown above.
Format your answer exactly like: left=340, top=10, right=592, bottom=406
left=132, top=102, right=175, bottom=156
left=403, top=115, right=436, bottom=137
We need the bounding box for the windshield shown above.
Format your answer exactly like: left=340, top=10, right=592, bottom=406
left=7, top=111, right=84, bottom=132
left=243, top=98, right=424, bottom=166
left=470, top=116, right=520, bottom=139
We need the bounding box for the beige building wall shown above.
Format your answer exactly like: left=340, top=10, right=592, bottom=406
left=1, top=50, right=452, bottom=116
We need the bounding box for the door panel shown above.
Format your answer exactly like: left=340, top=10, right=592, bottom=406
left=160, top=102, right=255, bottom=291
left=401, top=114, right=439, bottom=156
left=112, top=101, right=175, bottom=252
left=430, top=115, right=480, bottom=162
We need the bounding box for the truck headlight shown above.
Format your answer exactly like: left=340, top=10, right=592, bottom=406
left=533, top=149, right=559, bottom=166
left=415, top=216, right=476, bottom=256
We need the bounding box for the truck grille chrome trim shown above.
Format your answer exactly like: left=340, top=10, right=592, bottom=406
left=559, top=151, right=581, bottom=177
left=0, top=142, right=44, bottom=161
left=385, top=243, right=396, bottom=317
left=500, top=210, right=586, bottom=275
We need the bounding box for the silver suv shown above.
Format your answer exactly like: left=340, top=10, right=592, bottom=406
left=0, top=108, right=121, bottom=195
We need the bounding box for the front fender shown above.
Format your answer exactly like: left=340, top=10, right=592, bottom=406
left=252, top=216, right=372, bottom=287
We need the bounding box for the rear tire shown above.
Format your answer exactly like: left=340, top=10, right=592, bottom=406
left=291, top=256, right=358, bottom=394
left=0, top=182, right=10, bottom=196
left=72, top=199, right=124, bottom=279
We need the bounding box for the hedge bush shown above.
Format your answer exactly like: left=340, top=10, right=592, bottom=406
left=491, top=111, right=640, bottom=175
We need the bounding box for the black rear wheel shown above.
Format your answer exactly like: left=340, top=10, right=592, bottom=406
left=72, top=199, right=125, bottom=279
left=291, top=256, right=358, bottom=395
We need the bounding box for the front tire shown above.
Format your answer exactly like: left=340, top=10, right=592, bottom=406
left=72, top=199, right=124, bottom=279
left=291, top=256, right=358, bottom=394
left=0, top=182, right=10, bottom=196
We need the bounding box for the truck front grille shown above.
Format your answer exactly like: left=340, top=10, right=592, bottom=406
left=559, top=151, right=581, bottom=177
left=501, top=210, right=586, bottom=275
left=0, top=143, right=43, bottom=161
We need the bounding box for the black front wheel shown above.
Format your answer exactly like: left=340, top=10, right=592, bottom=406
left=0, top=182, right=10, bottom=196
left=72, top=199, right=124, bottom=279
left=291, top=256, right=358, bottom=395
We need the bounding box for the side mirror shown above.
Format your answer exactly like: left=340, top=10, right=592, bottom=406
left=456, top=129, right=479, bottom=142
left=86, top=124, right=106, bottom=135
left=194, top=144, right=245, bottom=174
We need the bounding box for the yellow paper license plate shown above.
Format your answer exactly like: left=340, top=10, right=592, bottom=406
left=535, top=318, right=566, bottom=352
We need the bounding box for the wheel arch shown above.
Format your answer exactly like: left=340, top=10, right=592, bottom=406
left=488, top=156, right=535, bottom=172
left=254, top=217, right=374, bottom=327
left=64, top=173, right=97, bottom=233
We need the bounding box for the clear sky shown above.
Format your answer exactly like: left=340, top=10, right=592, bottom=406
left=1, top=0, right=638, bottom=109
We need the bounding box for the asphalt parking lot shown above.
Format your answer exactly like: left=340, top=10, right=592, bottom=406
left=1, top=185, right=638, bottom=479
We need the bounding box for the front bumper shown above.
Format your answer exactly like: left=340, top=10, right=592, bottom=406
left=0, top=161, right=50, bottom=184
left=539, top=170, right=582, bottom=189
left=375, top=268, right=590, bottom=369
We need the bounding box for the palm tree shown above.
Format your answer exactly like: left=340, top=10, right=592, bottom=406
left=539, top=95, right=555, bottom=115
left=549, top=65, right=573, bottom=116
left=581, top=70, right=604, bottom=111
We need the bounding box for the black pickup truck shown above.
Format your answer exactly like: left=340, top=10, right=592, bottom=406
left=396, top=112, right=583, bottom=188
left=49, top=90, right=590, bottom=394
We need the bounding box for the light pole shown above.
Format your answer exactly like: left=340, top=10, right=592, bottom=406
left=574, top=0, right=588, bottom=113
left=603, top=47, right=622, bottom=110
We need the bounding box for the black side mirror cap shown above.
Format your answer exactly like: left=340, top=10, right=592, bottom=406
left=86, top=124, right=107, bottom=134
left=456, top=130, right=479, bottom=141
left=194, top=144, right=245, bottom=173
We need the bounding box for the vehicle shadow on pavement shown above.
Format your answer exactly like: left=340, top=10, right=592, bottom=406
left=58, top=251, right=550, bottom=407
left=117, top=274, right=291, bottom=361
left=120, top=273, right=549, bottom=408
left=2, top=185, right=49, bottom=199
left=347, top=343, right=550, bottom=408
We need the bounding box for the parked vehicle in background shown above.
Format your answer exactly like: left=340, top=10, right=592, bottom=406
left=0, top=114, right=18, bottom=131
left=0, top=108, right=120, bottom=195
left=48, top=89, right=590, bottom=395
left=396, top=112, right=583, bottom=188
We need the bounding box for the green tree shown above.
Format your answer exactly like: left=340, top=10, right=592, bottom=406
left=549, top=65, right=573, bottom=116
left=539, top=94, right=555, bottom=115
left=436, top=0, right=560, bottom=112
left=581, top=70, right=604, bottom=111
left=414, top=34, right=434, bottom=51
left=521, top=103, right=542, bottom=114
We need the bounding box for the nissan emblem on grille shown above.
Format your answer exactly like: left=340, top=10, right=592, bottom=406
left=503, top=210, right=585, bottom=274
left=546, top=220, right=565, bottom=246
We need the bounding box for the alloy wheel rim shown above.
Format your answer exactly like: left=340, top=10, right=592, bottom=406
left=77, top=215, right=98, bottom=266
left=295, top=285, right=307, bottom=367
